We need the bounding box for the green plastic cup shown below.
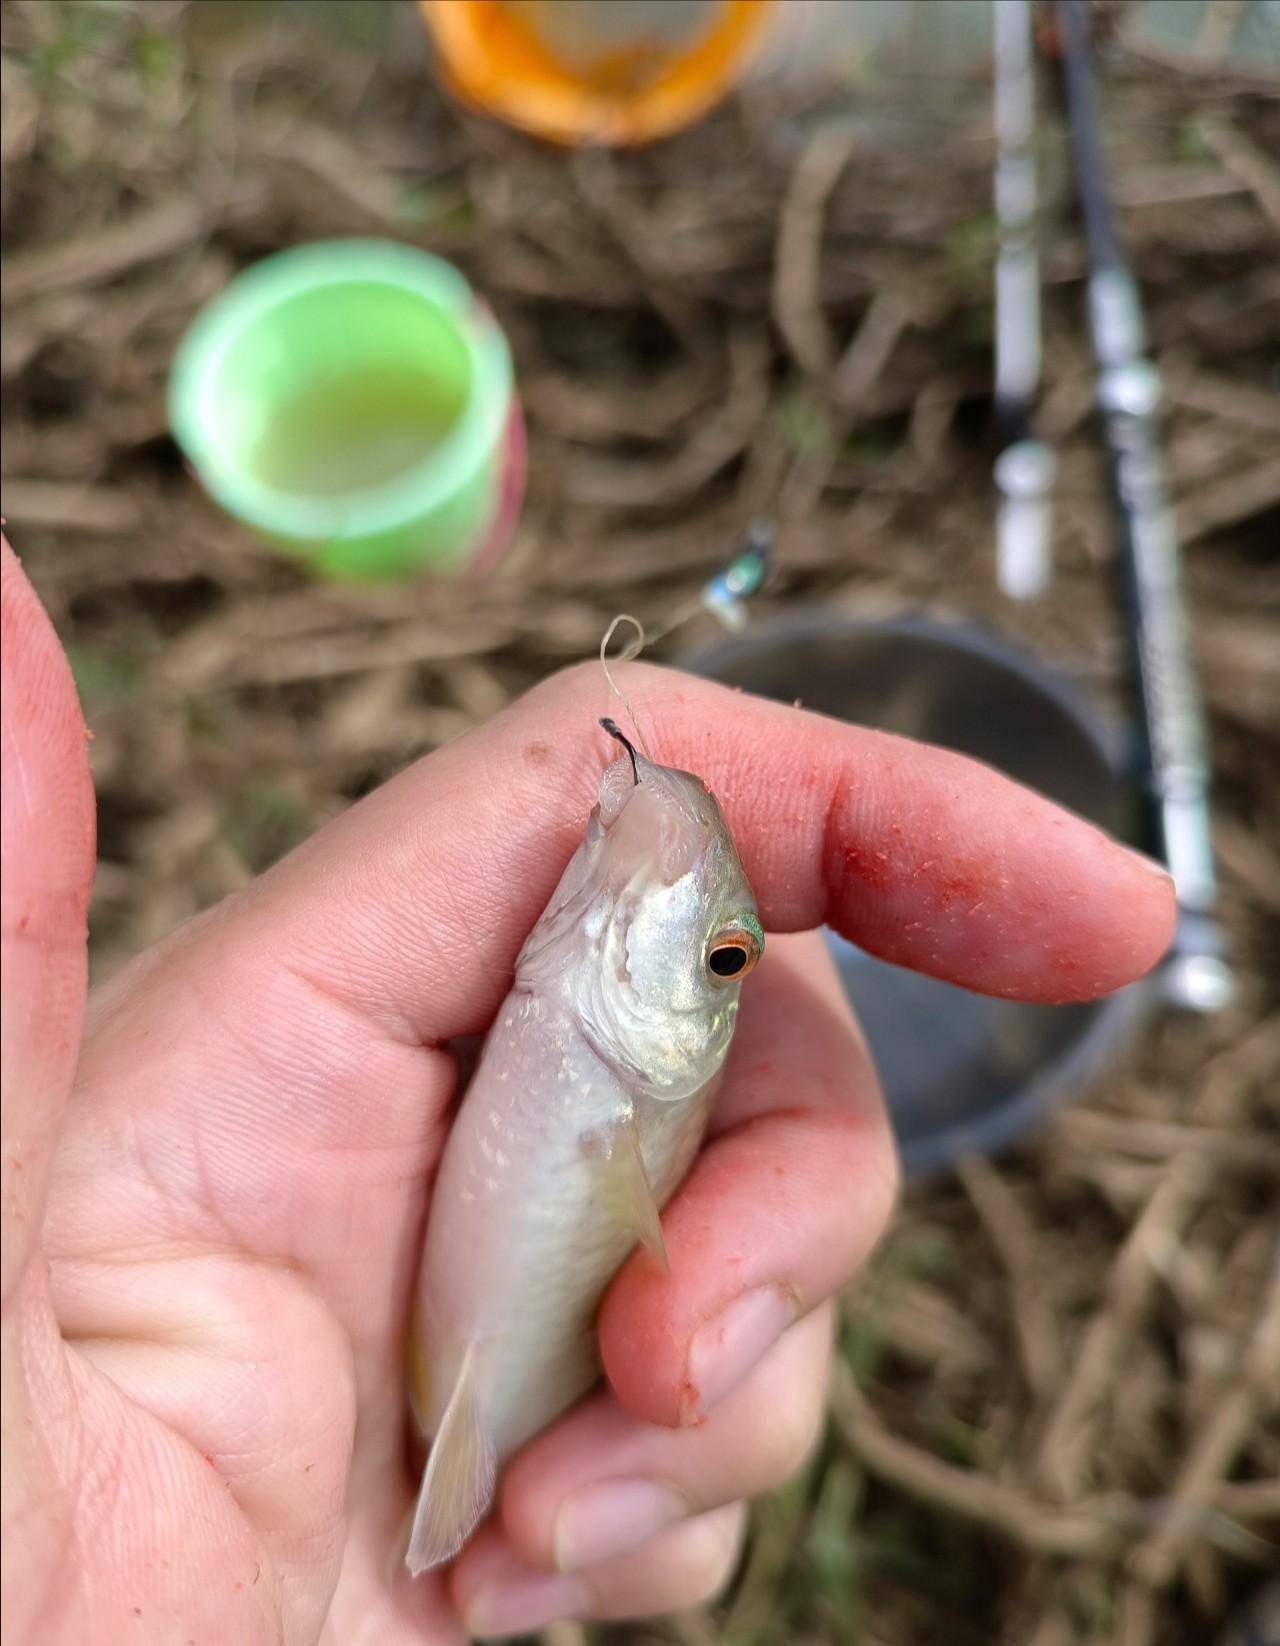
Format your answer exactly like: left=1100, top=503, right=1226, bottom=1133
left=169, top=240, right=519, bottom=579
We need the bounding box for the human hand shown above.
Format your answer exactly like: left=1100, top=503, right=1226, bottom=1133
left=1, top=540, right=1174, bottom=1644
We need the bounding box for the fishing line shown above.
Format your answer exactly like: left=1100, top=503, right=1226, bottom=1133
left=596, top=524, right=774, bottom=766
left=599, top=614, right=655, bottom=761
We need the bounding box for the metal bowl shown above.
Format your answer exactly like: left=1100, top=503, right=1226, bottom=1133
left=685, top=611, right=1152, bottom=1174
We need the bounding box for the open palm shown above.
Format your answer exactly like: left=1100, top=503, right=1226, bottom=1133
left=1, top=541, right=1174, bottom=1644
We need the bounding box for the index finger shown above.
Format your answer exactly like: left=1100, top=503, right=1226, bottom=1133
left=228, top=659, right=1173, bottom=1043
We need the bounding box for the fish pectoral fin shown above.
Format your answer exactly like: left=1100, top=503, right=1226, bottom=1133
left=589, top=1113, right=670, bottom=1274
left=405, top=1342, right=496, bottom=1576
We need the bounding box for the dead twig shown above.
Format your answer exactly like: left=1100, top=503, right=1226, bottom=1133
left=259, top=120, right=415, bottom=237
left=1, top=187, right=261, bottom=304
left=957, top=1153, right=1061, bottom=1402
left=830, top=1360, right=1127, bottom=1559
left=1130, top=1245, right=1280, bottom=1591
left=772, top=124, right=857, bottom=376
left=0, top=53, right=39, bottom=173
left=1022, top=1605, right=1076, bottom=1646
left=1214, top=816, right=1280, bottom=919
left=1212, top=1478, right=1280, bottom=1521
left=1194, top=0, right=1248, bottom=62
left=1054, top=1109, right=1280, bottom=1178
left=1196, top=119, right=1280, bottom=233
left=0, top=479, right=143, bottom=534
left=832, top=288, right=913, bottom=413
left=1036, top=1153, right=1208, bottom=1501
left=1118, top=1581, right=1159, bottom=1646
left=521, top=355, right=719, bottom=445
left=1117, top=5, right=1280, bottom=92
left=1177, top=456, right=1280, bottom=545
left=1114, top=162, right=1252, bottom=210
left=159, top=615, right=513, bottom=691
left=563, top=332, right=770, bottom=510
left=718, top=1468, right=817, bottom=1646
left=570, top=149, right=707, bottom=353
left=1200, top=1012, right=1280, bottom=1124
left=1166, top=367, right=1280, bottom=436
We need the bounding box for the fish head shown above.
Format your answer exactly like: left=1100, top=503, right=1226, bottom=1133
left=518, top=748, right=763, bottom=1102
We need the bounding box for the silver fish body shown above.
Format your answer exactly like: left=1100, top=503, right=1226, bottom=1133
left=406, top=741, right=762, bottom=1573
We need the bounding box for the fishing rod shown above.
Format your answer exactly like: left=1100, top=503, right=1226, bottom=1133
left=1054, top=0, right=1231, bottom=1013
left=993, top=0, right=1055, bottom=601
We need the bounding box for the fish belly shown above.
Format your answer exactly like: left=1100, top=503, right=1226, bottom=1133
left=415, top=987, right=710, bottom=1460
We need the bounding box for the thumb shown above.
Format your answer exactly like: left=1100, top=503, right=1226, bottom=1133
left=1, top=536, right=96, bottom=1313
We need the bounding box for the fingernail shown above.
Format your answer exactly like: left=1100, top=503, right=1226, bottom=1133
left=554, top=1478, right=688, bottom=1572
left=685, top=1285, right=796, bottom=1421
left=463, top=1570, right=589, bottom=1639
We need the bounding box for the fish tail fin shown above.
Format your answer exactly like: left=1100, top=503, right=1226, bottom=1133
left=404, top=1341, right=496, bottom=1576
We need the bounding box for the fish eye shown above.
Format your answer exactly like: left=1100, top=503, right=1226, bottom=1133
left=706, top=926, right=762, bottom=984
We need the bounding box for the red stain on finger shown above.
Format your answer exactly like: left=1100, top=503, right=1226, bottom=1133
left=841, top=840, right=893, bottom=891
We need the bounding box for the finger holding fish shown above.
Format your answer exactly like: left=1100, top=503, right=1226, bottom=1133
left=600, top=930, right=893, bottom=1431
left=403, top=663, right=1169, bottom=1578
left=24, top=614, right=1179, bottom=1639
left=487, top=1306, right=834, bottom=1579
left=453, top=1503, right=748, bottom=1640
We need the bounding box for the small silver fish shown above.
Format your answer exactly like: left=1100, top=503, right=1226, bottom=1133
left=405, top=722, right=763, bottom=1574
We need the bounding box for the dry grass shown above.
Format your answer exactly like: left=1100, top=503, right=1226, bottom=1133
left=2, top=3, right=1277, bottom=1643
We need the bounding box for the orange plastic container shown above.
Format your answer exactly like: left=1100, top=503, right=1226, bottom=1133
left=419, top=0, right=776, bottom=146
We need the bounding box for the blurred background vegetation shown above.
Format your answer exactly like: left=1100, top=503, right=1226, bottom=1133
left=2, top=3, right=1277, bottom=1643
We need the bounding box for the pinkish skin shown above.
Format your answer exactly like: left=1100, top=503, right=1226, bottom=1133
left=406, top=746, right=762, bottom=1574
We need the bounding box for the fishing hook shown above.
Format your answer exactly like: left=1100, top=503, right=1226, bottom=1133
left=599, top=717, right=640, bottom=784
